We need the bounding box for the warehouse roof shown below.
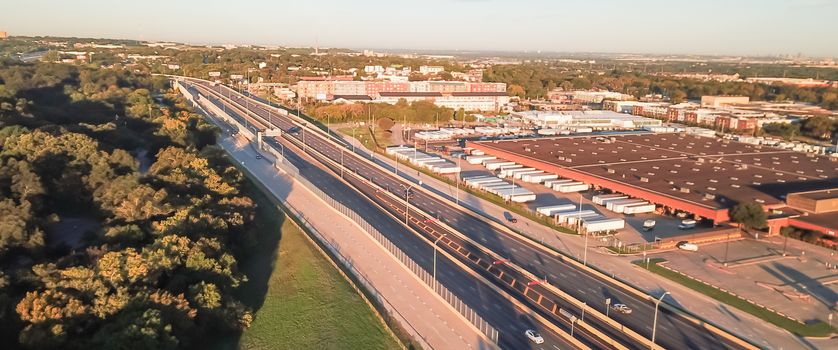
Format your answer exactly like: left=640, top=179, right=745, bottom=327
left=472, top=133, right=838, bottom=211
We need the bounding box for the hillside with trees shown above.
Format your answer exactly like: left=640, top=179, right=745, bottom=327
left=0, top=60, right=258, bottom=349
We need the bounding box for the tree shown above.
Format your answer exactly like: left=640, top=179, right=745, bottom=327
left=802, top=115, right=836, bottom=140
left=507, top=84, right=526, bottom=98
left=729, top=202, right=767, bottom=230
left=762, top=122, right=800, bottom=141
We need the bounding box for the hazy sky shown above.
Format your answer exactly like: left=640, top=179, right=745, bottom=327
left=3, top=0, right=838, bottom=57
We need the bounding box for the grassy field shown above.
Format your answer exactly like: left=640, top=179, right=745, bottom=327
left=337, top=126, right=393, bottom=151
left=215, top=180, right=400, bottom=350
left=634, top=258, right=836, bottom=337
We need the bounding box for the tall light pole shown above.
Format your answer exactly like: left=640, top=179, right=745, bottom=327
left=581, top=192, right=589, bottom=266
left=433, top=233, right=448, bottom=291
left=400, top=184, right=414, bottom=225
left=456, top=156, right=461, bottom=205
left=652, top=291, right=670, bottom=349
left=580, top=301, right=587, bottom=322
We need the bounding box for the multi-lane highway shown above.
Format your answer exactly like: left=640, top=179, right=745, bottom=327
left=180, top=78, right=756, bottom=350
left=182, top=80, right=586, bottom=350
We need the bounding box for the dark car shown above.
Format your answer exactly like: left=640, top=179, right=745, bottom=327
left=287, top=126, right=302, bottom=134
left=503, top=212, right=517, bottom=223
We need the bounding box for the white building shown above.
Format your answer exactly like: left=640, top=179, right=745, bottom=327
left=419, top=65, right=445, bottom=74
left=514, top=110, right=662, bottom=129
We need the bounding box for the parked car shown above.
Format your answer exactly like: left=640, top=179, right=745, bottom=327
left=678, top=219, right=697, bottom=230
left=610, top=303, right=633, bottom=314
left=676, top=241, right=699, bottom=252
left=255, top=154, right=262, bottom=159
left=524, top=329, right=544, bottom=344
left=642, top=220, right=656, bottom=231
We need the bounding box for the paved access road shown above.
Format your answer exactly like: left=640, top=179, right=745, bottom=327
left=184, top=79, right=750, bottom=350
left=183, top=81, right=582, bottom=350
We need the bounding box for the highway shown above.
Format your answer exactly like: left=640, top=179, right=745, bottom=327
left=181, top=78, right=753, bottom=350
left=182, top=81, right=585, bottom=350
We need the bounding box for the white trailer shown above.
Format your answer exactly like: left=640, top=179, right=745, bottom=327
left=416, top=158, right=445, bottom=167
left=582, top=218, right=625, bottom=233
left=607, top=199, right=647, bottom=212
left=385, top=146, right=413, bottom=155
left=555, top=182, right=590, bottom=193
left=470, top=149, right=485, bottom=156
left=465, top=177, right=504, bottom=187
left=498, top=164, right=523, bottom=172
left=472, top=179, right=506, bottom=189
left=622, top=203, right=656, bottom=214
left=611, top=200, right=650, bottom=214
left=501, top=167, right=535, bottom=178
left=462, top=175, right=495, bottom=182
left=555, top=210, right=597, bottom=224
left=487, top=186, right=518, bottom=195
left=536, top=204, right=577, bottom=216
left=593, top=194, right=628, bottom=205
left=514, top=170, right=543, bottom=180
left=526, top=173, right=559, bottom=184
left=496, top=188, right=536, bottom=202
left=544, top=179, right=574, bottom=187
left=485, top=161, right=517, bottom=171
left=567, top=213, right=602, bottom=226
left=466, top=155, right=495, bottom=165
left=432, top=164, right=461, bottom=174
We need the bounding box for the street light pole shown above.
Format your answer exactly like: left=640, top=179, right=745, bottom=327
left=456, top=156, right=461, bottom=205
left=580, top=301, right=586, bottom=322
left=433, top=234, right=448, bottom=291
left=581, top=192, right=589, bottom=266
left=400, top=184, right=414, bottom=225
left=652, top=292, right=670, bottom=349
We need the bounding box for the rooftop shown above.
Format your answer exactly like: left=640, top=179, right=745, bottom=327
left=473, top=133, right=838, bottom=211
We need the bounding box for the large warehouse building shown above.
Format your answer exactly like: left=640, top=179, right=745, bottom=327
left=467, top=133, right=838, bottom=235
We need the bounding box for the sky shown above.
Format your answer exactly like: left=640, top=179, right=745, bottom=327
left=3, top=0, right=838, bottom=57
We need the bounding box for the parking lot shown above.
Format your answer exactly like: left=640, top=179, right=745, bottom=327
left=654, top=237, right=838, bottom=322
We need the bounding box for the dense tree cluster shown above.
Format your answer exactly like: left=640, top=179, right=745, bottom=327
left=0, top=61, right=256, bottom=349
left=306, top=99, right=466, bottom=124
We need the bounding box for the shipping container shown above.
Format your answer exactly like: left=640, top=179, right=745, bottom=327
left=514, top=170, right=543, bottom=180
left=471, top=179, right=506, bottom=188
left=485, top=161, right=517, bottom=171
left=611, top=200, right=651, bottom=214
left=567, top=213, right=602, bottom=226
left=606, top=199, right=646, bottom=212
left=498, top=164, right=523, bottom=172
left=466, top=155, right=496, bottom=165
left=555, top=182, right=590, bottom=193
left=536, top=204, right=577, bottom=216
left=555, top=210, right=597, bottom=224
left=544, top=179, right=574, bottom=187
left=501, top=167, right=535, bottom=178
left=583, top=218, right=625, bottom=233
left=622, top=203, right=656, bottom=214
left=495, top=188, right=536, bottom=202
left=525, top=173, right=559, bottom=184
left=592, top=194, right=628, bottom=205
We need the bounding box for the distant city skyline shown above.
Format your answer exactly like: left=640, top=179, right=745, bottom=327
left=3, top=0, right=838, bottom=57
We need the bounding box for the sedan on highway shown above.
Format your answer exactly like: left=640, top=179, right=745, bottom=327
left=524, top=329, right=544, bottom=344
left=610, top=303, right=633, bottom=314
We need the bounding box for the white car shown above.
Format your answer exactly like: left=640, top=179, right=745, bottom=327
left=676, top=241, right=699, bottom=252
left=611, top=303, right=633, bottom=314
left=524, top=329, right=544, bottom=344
